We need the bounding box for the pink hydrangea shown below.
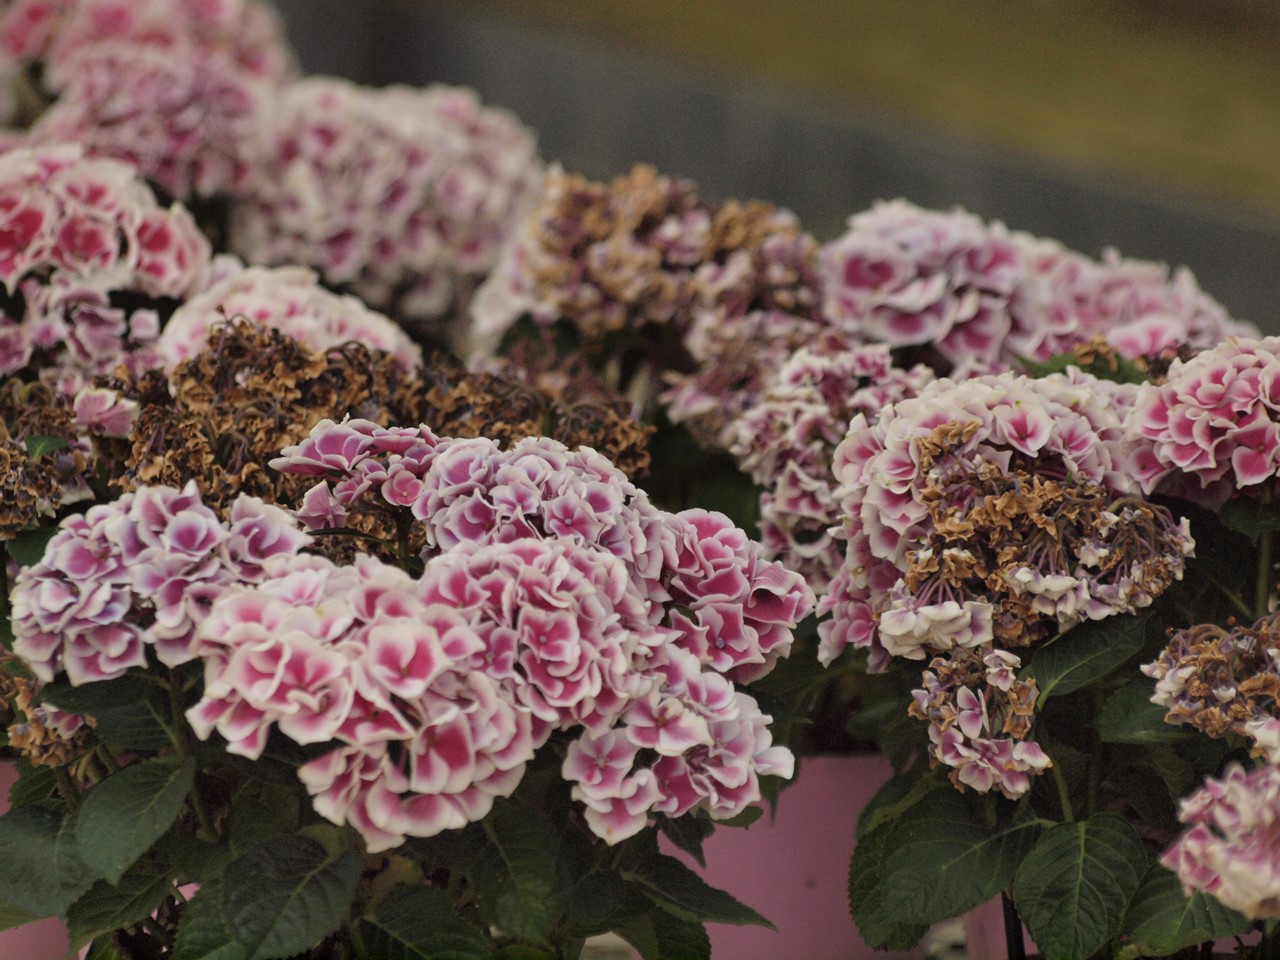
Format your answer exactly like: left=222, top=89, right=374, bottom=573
left=155, top=263, right=422, bottom=373
left=1162, top=763, right=1280, bottom=919
left=0, top=0, right=293, bottom=87
left=819, top=200, right=1253, bottom=368
left=229, top=77, right=542, bottom=333
left=910, top=648, right=1050, bottom=800
left=0, top=144, right=211, bottom=393
left=25, top=39, right=271, bottom=199
left=1128, top=336, right=1280, bottom=504
left=819, top=371, right=1192, bottom=670
left=724, top=336, right=939, bottom=588
left=10, top=481, right=310, bottom=684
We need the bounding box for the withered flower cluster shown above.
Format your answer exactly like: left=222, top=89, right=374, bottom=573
left=1, top=659, right=92, bottom=768
left=907, top=446, right=1194, bottom=651
left=1144, top=613, right=1280, bottom=761
left=111, top=318, right=414, bottom=513
left=0, top=379, right=92, bottom=539
left=108, top=318, right=652, bottom=521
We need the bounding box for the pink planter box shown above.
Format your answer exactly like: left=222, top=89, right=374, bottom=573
left=664, top=753, right=923, bottom=960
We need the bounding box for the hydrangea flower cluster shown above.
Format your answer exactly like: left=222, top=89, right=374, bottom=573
left=0, top=0, right=293, bottom=85
left=25, top=40, right=271, bottom=200
left=471, top=165, right=822, bottom=420
left=725, top=337, right=937, bottom=586
left=908, top=646, right=1049, bottom=799
left=229, top=77, right=543, bottom=332
left=1143, top=615, right=1280, bottom=760
left=1129, top=335, right=1280, bottom=505
left=819, top=371, right=1194, bottom=674
left=1, top=0, right=292, bottom=199
left=155, top=263, right=422, bottom=373
left=1162, top=762, right=1280, bottom=920
left=271, top=419, right=815, bottom=685
left=0, top=144, right=211, bottom=394
left=10, top=480, right=311, bottom=684
left=818, top=199, right=1251, bottom=369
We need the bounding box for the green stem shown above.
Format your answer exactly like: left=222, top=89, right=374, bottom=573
left=166, top=670, right=217, bottom=839
left=54, top=765, right=80, bottom=810
left=94, top=743, right=121, bottom=775
left=1207, top=572, right=1255, bottom=620
left=1050, top=755, right=1074, bottom=823
left=1258, top=526, right=1275, bottom=620
left=1087, top=688, right=1104, bottom=819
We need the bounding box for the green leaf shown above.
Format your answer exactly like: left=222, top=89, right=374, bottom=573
left=1122, top=864, right=1251, bottom=955
left=0, top=800, right=100, bottom=916
left=40, top=674, right=153, bottom=714
left=6, top=757, right=57, bottom=807
left=5, top=525, right=58, bottom=567
left=90, top=700, right=174, bottom=752
left=656, top=814, right=714, bottom=868
left=563, top=870, right=649, bottom=935
left=76, top=756, right=195, bottom=884
left=1030, top=612, right=1150, bottom=702
left=1020, top=352, right=1148, bottom=385
left=1220, top=496, right=1280, bottom=541
left=1012, top=813, right=1147, bottom=960
left=1096, top=678, right=1190, bottom=745
left=173, top=886, right=249, bottom=960
left=470, top=804, right=563, bottom=945
left=23, top=435, right=67, bottom=461
left=876, top=788, right=1042, bottom=926
left=615, top=912, right=711, bottom=960
left=354, top=884, right=488, bottom=960
left=84, top=937, right=131, bottom=960
left=855, top=763, right=937, bottom=839
left=847, top=822, right=931, bottom=950
left=66, top=857, right=175, bottom=949
left=0, top=890, right=37, bottom=931
left=221, top=833, right=361, bottom=960
left=620, top=849, right=772, bottom=928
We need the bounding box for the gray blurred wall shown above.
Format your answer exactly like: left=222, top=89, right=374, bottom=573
left=270, top=0, right=1280, bottom=330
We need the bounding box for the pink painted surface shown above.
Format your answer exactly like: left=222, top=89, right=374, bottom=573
left=664, top=753, right=923, bottom=960
left=0, top=760, right=74, bottom=960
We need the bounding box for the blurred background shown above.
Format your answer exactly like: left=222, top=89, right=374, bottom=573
left=269, top=0, right=1280, bottom=328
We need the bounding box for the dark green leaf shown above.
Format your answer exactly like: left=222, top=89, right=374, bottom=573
left=90, top=700, right=173, bottom=752
left=76, top=756, right=194, bottom=884
left=66, top=857, right=175, bottom=949
left=855, top=764, right=938, bottom=839
left=6, top=757, right=57, bottom=807
left=221, top=833, right=361, bottom=960
left=847, top=821, right=931, bottom=950
left=1123, top=864, right=1251, bottom=955
left=876, top=788, right=1041, bottom=926
left=1012, top=813, right=1147, bottom=960
left=1030, top=613, right=1150, bottom=701
left=620, top=849, right=772, bottom=928
left=5, top=525, right=59, bottom=567
left=40, top=675, right=152, bottom=714
left=656, top=814, right=713, bottom=868
left=1096, top=678, right=1190, bottom=745
left=564, top=871, right=648, bottom=935
left=470, top=804, right=563, bottom=945
left=489, top=947, right=557, bottom=960
left=713, top=805, right=764, bottom=829
left=84, top=937, right=131, bottom=960
left=354, top=884, right=488, bottom=960
left=1220, top=497, right=1280, bottom=541
left=0, top=890, right=37, bottom=931
left=0, top=800, right=100, bottom=916
left=615, top=912, right=711, bottom=960
left=23, top=435, right=67, bottom=461
left=173, top=886, right=249, bottom=960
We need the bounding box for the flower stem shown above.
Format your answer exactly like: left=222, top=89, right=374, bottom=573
left=54, top=765, right=80, bottom=810
left=1258, top=526, right=1274, bottom=620
left=1001, top=891, right=1027, bottom=960
left=1050, top=755, right=1074, bottom=823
